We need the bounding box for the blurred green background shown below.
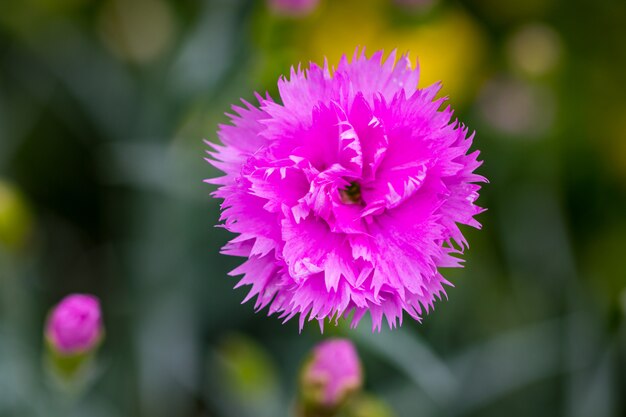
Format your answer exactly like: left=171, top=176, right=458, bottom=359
left=1, top=0, right=625, bottom=416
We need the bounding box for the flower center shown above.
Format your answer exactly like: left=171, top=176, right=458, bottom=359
left=340, top=181, right=363, bottom=205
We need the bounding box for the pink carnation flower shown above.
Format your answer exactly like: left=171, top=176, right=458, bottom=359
left=206, top=50, right=486, bottom=331
left=45, top=294, right=103, bottom=355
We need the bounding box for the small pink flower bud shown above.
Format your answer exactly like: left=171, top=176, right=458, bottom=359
left=300, top=339, right=363, bottom=411
left=267, top=0, right=319, bottom=17
left=45, top=294, right=103, bottom=355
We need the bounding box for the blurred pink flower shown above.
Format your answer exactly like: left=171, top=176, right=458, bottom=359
left=301, top=339, right=362, bottom=408
left=46, top=294, right=103, bottom=355
left=267, top=0, right=319, bottom=17
left=207, top=49, right=486, bottom=331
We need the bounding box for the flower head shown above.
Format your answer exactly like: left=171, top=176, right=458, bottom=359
left=46, top=294, right=103, bottom=355
left=300, top=338, right=363, bottom=410
left=207, top=49, right=486, bottom=331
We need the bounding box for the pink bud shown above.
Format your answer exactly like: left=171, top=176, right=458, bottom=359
left=267, top=0, right=319, bottom=17
left=45, top=294, right=103, bottom=355
left=301, top=339, right=363, bottom=409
